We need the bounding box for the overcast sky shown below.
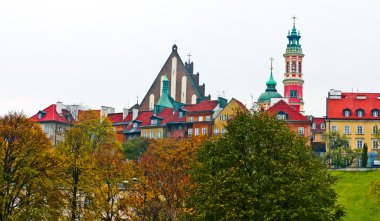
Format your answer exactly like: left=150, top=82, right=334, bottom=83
left=1, top=0, right=379, bottom=117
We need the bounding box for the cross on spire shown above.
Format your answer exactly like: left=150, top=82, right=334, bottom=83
left=292, top=15, right=297, bottom=26
left=187, top=53, right=192, bottom=63
left=269, top=57, right=274, bottom=71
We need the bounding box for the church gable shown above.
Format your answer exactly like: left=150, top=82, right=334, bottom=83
left=139, top=45, right=206, bottom=111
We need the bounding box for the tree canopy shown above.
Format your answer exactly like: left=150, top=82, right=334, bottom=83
left=190, top=111, right=344, bottom=221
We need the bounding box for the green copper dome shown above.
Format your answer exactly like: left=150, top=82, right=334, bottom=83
left=258, top=70, right=282, bottom=103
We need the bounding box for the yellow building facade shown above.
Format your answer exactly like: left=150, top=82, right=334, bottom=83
left=325, top=120, right=379, bottom=152
left=213, top=98, right=247, bottom=135
left=140, top=126, right=168, bottom=139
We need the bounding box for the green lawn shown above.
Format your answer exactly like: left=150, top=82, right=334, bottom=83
left=332, top=170, right=380, bottom=221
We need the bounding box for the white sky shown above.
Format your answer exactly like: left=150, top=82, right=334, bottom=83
left=1, top=0, right=379, bottom=117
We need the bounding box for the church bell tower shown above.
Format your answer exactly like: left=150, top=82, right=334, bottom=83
left=283, top=16, right=305, bottom=113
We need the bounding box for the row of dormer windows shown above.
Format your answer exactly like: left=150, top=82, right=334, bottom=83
left=343, top=109, right=379, bottom=117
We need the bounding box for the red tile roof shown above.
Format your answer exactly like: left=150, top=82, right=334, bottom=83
left=267, top=100, right=310, bottom=122
left=30, top=104, right=74, bottom=124
left=107, top=113, right=123, bottom=123
left=327, top=92, right=380, bottom=120
left=184, top=100, right=219, bottom=113
left=158, top=108, right=186, bottom=124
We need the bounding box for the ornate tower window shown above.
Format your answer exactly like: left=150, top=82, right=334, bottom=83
left=292, top=62, right=296, bottom=73
left=286, top=62, right=290, bottom=73
left=298, top=61, right=302, bottom=73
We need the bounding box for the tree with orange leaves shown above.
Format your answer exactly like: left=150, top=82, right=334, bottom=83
left=135, top=137, right=204, bottom=220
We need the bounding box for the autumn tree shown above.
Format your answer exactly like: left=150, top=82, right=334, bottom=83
left=56, top=110, right=122, bottom=220
left=190, top=111, right=344, bottom=221
left=0, top=112, right=63, bottom=220
left=136, top=138, right=204, bottom=220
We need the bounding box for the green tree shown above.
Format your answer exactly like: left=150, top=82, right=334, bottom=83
left=362, top=143, right=368, bottom=168
left=0, top=113, right=63, bottom=220
left=323, top=131, right=359, bottom=168
left=190, top=111, right=344, bottom=221
left=123, top=137, right=149, bottom=161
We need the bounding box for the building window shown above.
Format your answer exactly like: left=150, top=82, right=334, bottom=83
left=43, top=125, right=49, bottom=134
left=222, top=128, right=226, bottom=134
left=195, top=128, right=199, bottom=136
left=189, top=117, right=194, bottom=122
left=292, top=62, right=296, bottom=73
left=372, top=109, right=379, bottom=117
left=373, top=139, right=379, bottom=149
left=151, top=119, right=157, bottom=125
left=150, top=131, right=154, bottom=139
left=219, top=115, right=223, bottom=121
left=298, top=61, right=302, bottom=73
left=199, top=116, right=203, bottom=121
left=331, top=125, right=337, bottom=132
left=357, top=109, right=364, bottom=117
left=356, top=139, right=364, bottom=148
left=188, top=129, right=193, bottom=136
left=224, top=115, right=229, bottom=120
left=311, top=134, right=316, bottom=141
left=179, top=111, right=184, bottom=118
left=343, top=109, right=351, bottom=117
left=320, top=123, right=325, bottom=129
left=277, top=114, right=287, bottom=120
left=344, top=125, right=350, bottom=134
left=357, top=126, right=363, bottom=134
left=144, top=132, right=148, bottom=138
left=373, top=125, right=378, bottom=134
left=157, top=132, right=161, bottom=139
left=133, top=123, right=138, bottom=128
left=206, top=116, right=211, bottom=121
left=202, top=128, right=207, bottom=135
left=214, top=128, right=219, bottom=134
left=298, top=127, right=304, bottom=135
left=312, top=123, right=316, bottom=129
left=286, top=62, right=290, bottom=72
left=290, top=90, right=298, bottom=98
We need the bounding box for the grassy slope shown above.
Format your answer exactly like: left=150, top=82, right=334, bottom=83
left=332, top=170, right=380, bottom=221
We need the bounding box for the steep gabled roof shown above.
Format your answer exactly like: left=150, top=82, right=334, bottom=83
left=30, top=104, right=74, bottom=124
left=267, top=100, right=309, bottom=122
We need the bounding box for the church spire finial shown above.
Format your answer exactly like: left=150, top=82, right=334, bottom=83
left=292, top=15, right=297, bottom=27
left=269, top=57, right=274, bottom=71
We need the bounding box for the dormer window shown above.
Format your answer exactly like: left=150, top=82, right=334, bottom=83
left=372, top=109, right=379, bottom=117
left=38, top=113, right=43, bottom=119
left=151, top=119, right=158, bottom=125
left=133, top=123, right=138, bottom=128
left=179, top=111, right=184, bottom=118
left=277, top=111, right=288, bottom=120
left=357, top=109, right=364, bottom=117
left=343, top=109, right=351, bottom=117
left=320, top=123, right=325, bottom=129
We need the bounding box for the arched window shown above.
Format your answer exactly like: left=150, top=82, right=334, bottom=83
left=356, top=109, right=364, bottom=117
left=343, top=108, right=351, bottom=117
left=292, top=62, right=296, bottom=73
left=372, top=109, right=379, bottom=117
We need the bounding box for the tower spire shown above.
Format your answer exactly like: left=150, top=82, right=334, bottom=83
left=292, top=15, right=297, bottom=27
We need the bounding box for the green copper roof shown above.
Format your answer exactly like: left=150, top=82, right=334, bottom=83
left=285, top=23, right=303, bottom=55
left=257, top=70, right=282, bottom=103
left=155, top=76, right=183, bottom=114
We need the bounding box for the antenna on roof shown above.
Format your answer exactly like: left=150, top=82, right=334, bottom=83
left=222, top=91, right=226, bottom=98
left=136, top=95, right=139, bottom=104
left=187, top=53, right=192, bottom=63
